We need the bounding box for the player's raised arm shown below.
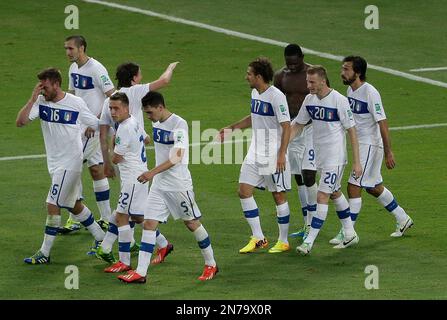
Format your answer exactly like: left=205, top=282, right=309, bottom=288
left=148, top=62, right=179, bottom=92
left=378, top=119, right=395, bottom=169
left=347, top=126, right=362, bottom=179
left=16, top=82, right=43, bottom=127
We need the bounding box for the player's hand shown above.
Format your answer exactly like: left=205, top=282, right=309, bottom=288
left=144, top=135, right=151, bottom=145
left=30, top=82, right=44, bottom=102
left=384, top=150, right=395, bottom=169
left=137, top=171, right=154, bottom=184
left=276, top=153, right=286, bottom=173
left=104, top=161, right=116, bottom=179
left=167, top=61, right=180, bottom=71
left=352, top=163, right=363, bottom=180
left=85, top=127, right=95, bottom=138
left=215, top=127, right=232, bottom=143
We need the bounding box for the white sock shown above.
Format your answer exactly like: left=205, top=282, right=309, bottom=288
left=305, top=203, right=328, bottom=247
left=118, top=225, right=132, bottom=266
left=377, top=187, right=408, bottom=224
left=71, top=206, right=104, bottom=241
left=349, top=198, right=362, bottom=226
left=306, top=183, right=317, bottom=226
left=136, top=229, right=156, bottom=277
left=40, top=215, right=61, bottom=257
left=93, top=178, right=111, bottom=222
left=297, top=185, right=308, bottom=225
left=101, top=211, right=118, bottom=254
left=333, top=194, right=355, bottom=238
left=240, top=197, right=264, bottom=240
left=276, top=202, right=290, bottom=244
left=193, top=225, right=216, bottom=267
left=156, top=229, right=168, bottom=248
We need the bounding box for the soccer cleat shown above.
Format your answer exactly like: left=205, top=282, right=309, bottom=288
left=86, top=240, right=102, bottom=255
left=151, top=243, right=174, bottom=265
left=130, top=242, right=141, bottom=256
left=104, top=261, right=131, bottom=273
left=329, top=228, right=344, bottom=245
left=96, top=219, right=109, bottom=232
left=289, top=226, right=306, bottom=238
left=333, top=233, right=359, bottom=249
left=58, top=217, right=81, bottom=234
left=24, top=250, right=50, bottom=264
left=239, top=236, right=268, bottom=254
left=198, top=265, right=219, bottom=281
left=302, top=226, right=310, bottom=241
left=390, top=217, right=414, bottom=237
left=95, top=246, right=117, bottom=264
left=118, top=270, right=146, bottom=284
left=296, top=242, right=312, bottom=255
left=268, top=240, right=290, bottom=253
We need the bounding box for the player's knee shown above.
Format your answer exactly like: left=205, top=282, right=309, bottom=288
left=131, top=215, right=144, bottom=224
left=366, top=185, right=383, bottom=197
left=142, top=219, right=158, bottom=231
left=302, top=171, right=316, bottom=186
left=272, top=191, right=286, bottom=205
left=89, top=164, right=105, bottom=179
left=184, top=219, right=200, bottom=232
left=238, top=187, right=252, bottom=199
left=294, top=174, right=304, bottom=185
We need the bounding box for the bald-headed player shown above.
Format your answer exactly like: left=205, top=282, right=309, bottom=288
left=274, top=44, right=317, bottom=239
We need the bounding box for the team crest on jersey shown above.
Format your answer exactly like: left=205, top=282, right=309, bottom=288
left=82, top=78, right=88, bottom=88
left=263, top=104, right=268, bottom=114
left=279, top=104, right=287, bottom=114
left=64, top=112, right=72, bottom=122
left=327, top=110, right=334, bottom=120
left=375, top=103, right=382, bottom=114
left=100, top=75, right=112, bottom=86
left=115, top=136, right=121, bottom=145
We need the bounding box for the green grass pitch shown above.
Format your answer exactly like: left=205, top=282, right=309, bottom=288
left=0, top=0, right=446, bottom=299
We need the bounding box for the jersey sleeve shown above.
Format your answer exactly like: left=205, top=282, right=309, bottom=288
left=273, top=92, right=290, bottom=123
left=99, top=98, right=112, bottom=126
left=28, top=96, right=42, bottom=121
left=367, top=88, right=387, bottom=122
left=113, top=126, right=130, bottom=156
left=78, top=98, right=99, bottom=130
left=173, top=121, right=189, bottom=150
left=338, top=95, right=356, bottom=129
left=130, top=84, right=150, bottom=100
left=95, top=64, right=114, bottom=94
left=294, top=96, right=311, bottom=125
left=68, top=65, right=75, bottom=91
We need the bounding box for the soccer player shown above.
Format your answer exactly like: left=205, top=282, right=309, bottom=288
left=95, top=62, right=179, bottom=264
left=218, top=57, right=292, bottom=254
left=16, top=68, right=105, bottom=264
left=61, top=35, right=115, bottom=234
left=95, top=92, right=152, bottom=272
left=328, top=56, right=413, bottom=244
left=290, top=65, right=362, bottom=255
left=118, top=91, right=218, bottom=283
left=274, top=44, right=317, bottom=239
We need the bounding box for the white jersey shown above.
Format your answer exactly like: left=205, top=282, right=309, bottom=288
left=114, top=115, right=148, bottom=183
left=246, top=86, right=290, bottom=162
left=347, top=82, right=386, bottom=146
left=294, top=89, right=355, bottom=168
left=68, top=57, right=114, bottom=116
left=99, top=84, right=149, bottom=138
left=152, top=114, right=193, bottom=191
left=29, top=93, right=99, bottom=174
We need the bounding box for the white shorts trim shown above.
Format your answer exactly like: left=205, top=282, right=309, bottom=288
left=145, top=188, right=202, bottom=222
left=46, top=169, right=82, bottom=209
left=318, top=166, right=345, bottom=194
left=239, top=159, right=291, bottom=192
left=116, top=182, right=148, bottom=216
left=348, top=144, right=383, bottom=188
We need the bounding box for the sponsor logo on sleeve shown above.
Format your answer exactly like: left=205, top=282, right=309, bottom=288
left=100, top=75, right=112, bottom=86
left=115, top=136, right=121, bottom=145
left=375, top=103, right=382, bottom=115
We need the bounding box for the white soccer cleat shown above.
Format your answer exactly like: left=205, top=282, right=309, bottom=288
left=390, top=217, right=414, bottom=237
left=329, top=228, right=344, bottom=245
left=333, top=232, right=359, bottom=249
left=296, top=242, right=312, bottom=255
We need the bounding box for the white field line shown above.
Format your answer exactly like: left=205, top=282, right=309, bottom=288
left=2, top=123, right=446, bottom=162
left=410, top=67, right=447, bottom=72
left=82, top=0, right=447, bottom=89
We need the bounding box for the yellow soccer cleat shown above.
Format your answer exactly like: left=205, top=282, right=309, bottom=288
left=239, top=236, right=268, bottom=254
left=268, top=240, right=290, bottom=253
